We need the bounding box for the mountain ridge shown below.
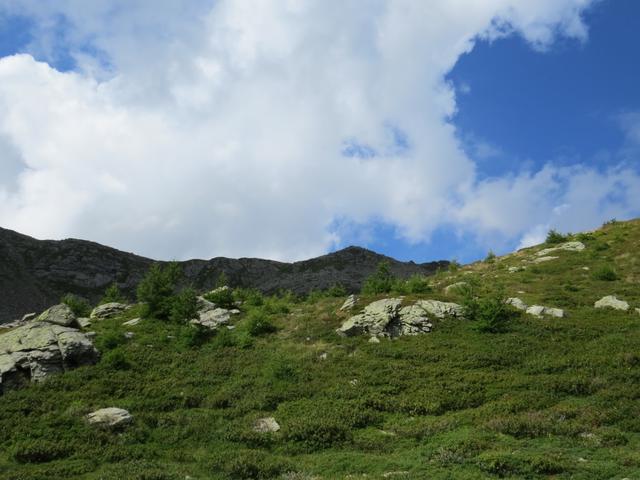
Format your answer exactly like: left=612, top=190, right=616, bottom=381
left=0, top=226, right=448, bottom=323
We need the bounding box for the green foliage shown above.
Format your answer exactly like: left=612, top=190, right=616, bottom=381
left=137, top=262, right=182, bottom=320
left=215, top=271, right=229, bottom=288
left=234, top=288, right=265, bottom=307
left=178, top=324, right=212, bottom=348
left=204, top=286, right=235, bottom=309
left=245, top=309, right=277, bottom=336
left=169, top=287, right=198, bottom=323
left=484, top=250, right=496, bottom=263
left=326, top=283, right=347, bottom=297
left=102, top=349, right=131, bottom=370
left=12, top=439, right=71, bottom=463
left=100, top=283, right=126, bottom=305
left=460, top=283, right=514, bottom=333
left=592, top=264, right=618, bottom=281
left=361, top=260, right=394, bottom=295
left=448, top=259, right=461, bottom=272
left=545, top=229, right=567, bottom=244
left=61, top=293, right=91, bottom=317
left=391, top=274, right=432, bottom=295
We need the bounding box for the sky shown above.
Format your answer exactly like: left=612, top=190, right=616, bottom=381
left=0, top=0, right=638, bottom=263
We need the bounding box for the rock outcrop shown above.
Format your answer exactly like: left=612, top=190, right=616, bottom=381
left=506, top=297, right=528, bottom=311
left=536, top=241, right=586, bottom=257
left=90, top=302, right=129, bottom=320
left=339, top=294, right=357, bottom=311
left=0, top=320, right=99, bottom=393
left=337, top=298, right=462, bottom=338
left=87, top=408, right=132, bottom=428
left=253, top=417, right=280, bottom=433
left=36, top=304, right=78, bottom=327
left=594, top=295, right=629, bottom=311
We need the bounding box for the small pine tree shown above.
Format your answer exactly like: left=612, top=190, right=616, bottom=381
left=545, top=229, right=567, bottom=245
left=61, top=294, right=91, bottom=317
left=137, top=262, right=182, bottom=320
left=100, top=283, right=126, bottom=305
left=361, top=261, right=394, bottom=295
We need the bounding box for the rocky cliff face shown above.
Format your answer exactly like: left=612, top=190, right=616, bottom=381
left=0, top=227, right=448, bottom=323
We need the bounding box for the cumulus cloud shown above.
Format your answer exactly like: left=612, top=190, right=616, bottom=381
left=0, top=0, right=636, bottom=261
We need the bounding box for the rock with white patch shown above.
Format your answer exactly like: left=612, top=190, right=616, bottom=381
left=90, top=303, right=129, bottom=320
left=594, top=295, right=629, bottom=311
left=339, top=294, right=357, bottom=311
left=87, top=407, right=132, bottom=428
left=531, top=256, right=559, bottom=264
left=506, top=297, right=528, bottom=311
left=336, top=298, right=402, bottom=337
left=36, top=304, right=78, bottom=328
left=253, top=417, right=280, bottom=433
left=122, top=317, right=141, bottom=326
left=536, top=241, right=586, bottom=257
left=415, top=300, right=463, bottom=319
left=525, top=305, right=564, bottom=318
left=192, top=308, right=231, bottom=329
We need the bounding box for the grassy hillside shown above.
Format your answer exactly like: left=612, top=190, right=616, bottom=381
left=1, top=219, right=640, bottom=479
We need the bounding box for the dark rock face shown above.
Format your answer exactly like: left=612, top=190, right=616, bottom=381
left=0, top=227, right=448, bottom=323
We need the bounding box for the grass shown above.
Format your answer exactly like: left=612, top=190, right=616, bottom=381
left=1, top=219, right=640, bottom=479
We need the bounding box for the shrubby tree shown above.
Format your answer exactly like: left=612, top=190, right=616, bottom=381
left=137, top=262, right=196, bottom=322
left=362, top=261, right=394, bottom=295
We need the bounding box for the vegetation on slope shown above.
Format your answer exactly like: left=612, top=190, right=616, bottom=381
left=1, top=219, right=640, bottom=479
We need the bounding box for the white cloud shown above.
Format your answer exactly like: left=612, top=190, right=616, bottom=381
left=1, top=0, right=636, bottom=262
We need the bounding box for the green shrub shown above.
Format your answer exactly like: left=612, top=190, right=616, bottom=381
left=326, top=283, right=347, bottom=297
left=448, top=260, right=461, bottom=272
left=485, top=250, right=497, bottom=263
left=12, top=439, right=71, bottom=463
left=283, top=418, right=351, bottom=451
left=246, top=309, right=277, bottom=336
left=137, top=262, right=182, bottom=320
left=235, top=288, right=265, bottom=307
left=592, top=265, right=618, bottom=281
left=211, top=450, right=291, bottom=479
left=545, top=229, right=567, bottom=244
left=102, top=349, right=131, bottom=370
left=362, top=260, right=394, bottom=295
left=403, top=274, right=432, bottom=294
left=179, top=324, right=212, bottom=348
left=460, top=284, right=514, bottom=333
left=100, top=283, right=126, bottom=305
left=61, top=293, right=91, bottom=317
left=96, top=330, right=127, bottom=351
left=204, top=286, right=235, bottom=309
left=169, top=287, right=198, bottom=323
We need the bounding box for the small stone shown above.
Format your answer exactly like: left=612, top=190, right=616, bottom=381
left=368, top=336, right=380, bottom=343
left=508, top=266, right=524, bottom=273
left=253, top=417, right=280, bottom=433
left=230, top=309, right=241, bottom=315
left=635, top=308, right=640, bottom=316
left=21, top=313, right=37, bottom=322
left=339, top=294, right=357, bottom=311
left=444, top=282, right=467, bottom=295
left=319, top=352, right=328, bottom=360
left=582, top=266, right=590, bottom=271
left=532, top=256, right=559, bottom=264
left=349, top=379, right=359, bottom=386
left=124, top=332, right=135, bottom=339
left=87, top=407, right=132, bottom=428
left=77, top=318, right=91, bottom=328
left=594, top=295, right=629, bottom=311
left=526, top=305, right=564, bottom=318
left=122, top=317, right=141, bottom=326
left=506, top=297, right=528, bottom=311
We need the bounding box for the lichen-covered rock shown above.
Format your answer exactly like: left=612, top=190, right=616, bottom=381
left=336, top=298, right=402, bottom=337
left=0, top=322, right=99, bottom=393
left=339, top=294, right=357, bottom=311
left=415, top=300, right=463, bottom=319
left=196, top=296, right=217, bottom=312
left=36, top=304, right=78, bottom=327
left=526, top=305, right=564, bottom=318
left=506, top=297, right=528, bottom=311
left=253, top=417, right=280, bottom=433
left=594, top=295, right=629, bottom=311
left=444, top=282, right=467, bottom=295
left=192, top=308, right=231, bottom=330
left=87, top=408, right=132, bottom=428
left=531, top=256, right=559, bottom=264
left=90, top=302, right=128, bottom=320
left=122, top=317, right=141, bottom=326
left=397, top=304, right=433, bottom=335
left=536, top=241, right=586, bottom=257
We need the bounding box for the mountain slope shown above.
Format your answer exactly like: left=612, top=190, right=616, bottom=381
left=0, top=227, right=447, bottom=322
left=0, top=219, right=639, bottom=478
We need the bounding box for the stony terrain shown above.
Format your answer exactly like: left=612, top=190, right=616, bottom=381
left=1, top=218, right=639, bottom=479
left=0, top=227, right=447, bottom=323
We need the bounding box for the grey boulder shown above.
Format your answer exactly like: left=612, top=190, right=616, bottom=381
left=594, top=295, right=629, bottom=311
left=90, top=302, right=128, bottom=320
left=36, top=304, right=78, bottom=327
left=87, top=407, right=132, bottom=428
left=0, top=322, right=99, bottom=393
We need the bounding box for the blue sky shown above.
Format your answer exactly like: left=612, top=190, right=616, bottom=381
left=0, top=1, right=639, bottom=263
